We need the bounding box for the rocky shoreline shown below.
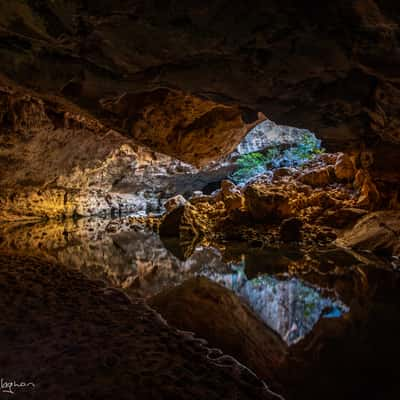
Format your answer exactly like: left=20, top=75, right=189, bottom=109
left=156, top=152, right=400, bottom=260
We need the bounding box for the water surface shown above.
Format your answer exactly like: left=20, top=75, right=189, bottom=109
left=1, top=217, right=399, bottom=399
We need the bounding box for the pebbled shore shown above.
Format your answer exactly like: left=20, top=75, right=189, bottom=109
left=0, top=252, right=282, bottom=400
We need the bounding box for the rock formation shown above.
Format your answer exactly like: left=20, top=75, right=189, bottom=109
left=0, top=1, right=400, bottom=178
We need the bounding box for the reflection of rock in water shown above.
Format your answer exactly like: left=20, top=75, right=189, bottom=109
left=0, top=218, right=230, bottom=297
left=1, top=219, right=399, bottom=400
left=0, top=218, right=348, bottom=344
left=150, top=276, right=288, bottom=392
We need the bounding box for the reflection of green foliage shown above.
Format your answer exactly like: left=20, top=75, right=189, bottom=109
left=230, top=131, right=324, bottom=184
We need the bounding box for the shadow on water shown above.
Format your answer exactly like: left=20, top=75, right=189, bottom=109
left=1, top=217, right=400, bottom=399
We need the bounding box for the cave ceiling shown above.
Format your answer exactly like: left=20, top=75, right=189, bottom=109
left=1, top=0, right=400, bottom=166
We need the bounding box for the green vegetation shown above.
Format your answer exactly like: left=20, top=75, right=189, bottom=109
left=230, top=152, right=269, bottom=183
left=230, top=131, right=323, bottom=184
left=283, top=131, right=324, bottom=163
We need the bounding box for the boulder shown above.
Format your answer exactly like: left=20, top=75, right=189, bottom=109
left=306, top=191, right=339, bottom=209
left=280, top=217, right=303, bottom=242
left=299, top=166, right=334, bottom=187
left=159, top=203, right=210, bottom=240
left=217, top=180, right=244, bottom=212
left=273, top=167, right=296, bottom=180
left=164, top=195, right=187, bottom=212
left=244, top=184, right=292, bottom=222
left=337, top=211, right=400, bottom=257
left=357, top=175, right=380, bottom=209
left=159, top=205, right=186, bottom=237
left=334, top=153, right=355, bottom=181
left=319, top=207, right=368, bottom=228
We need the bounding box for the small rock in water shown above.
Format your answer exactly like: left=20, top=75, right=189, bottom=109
left=164, top=194, right=187, bottom=212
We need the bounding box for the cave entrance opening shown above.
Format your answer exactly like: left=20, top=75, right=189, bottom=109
left=200, top=119, right=323, bottom=194
left=228, top=120, right=322, bottom=185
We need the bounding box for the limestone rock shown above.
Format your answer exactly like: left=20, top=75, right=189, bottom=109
left=159, top=203, right=211, bottom=240
left=334, top=153, right=355, bottom=181
left=337, top=211, right=400, bottom=257
left=164, top=195, right=187, bottom=212
left=159, top=206, right=187, bottom=237
left=273, top=167, right=296, bottom=180
left=357, top=175, right=380, bottom=209
left=235, top=120, right=312, bottom=156
left=354, top=169, right=368, bottom=190
left=1, top=0, right=400, bottom=184
left=299, top=166, right=334, bottom=187
left=217, top=180, right=244, bottom=212
left=319, top=208, right=368, bottom=228
left=244, top=184, right=292, bottom=222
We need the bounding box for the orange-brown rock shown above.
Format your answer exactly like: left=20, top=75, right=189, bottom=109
left=216, top=180, right=244, bottom=212
left=164, top=195, right=187, bottom=212
left=299, top=166, right=335, bottom=187
left=357, top=175, right=381, bottom=209
left=335, top=153, right=356, bottom=181
left=244, top=184, right=293, bottom=222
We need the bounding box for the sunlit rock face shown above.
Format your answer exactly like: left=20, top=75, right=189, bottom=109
left=0, top=89, right=242, bottom=220
left=100, top=88, right=264, bottom=167
left=0, top=86, right=326, bottom=220
left=235, top=120, right=315, bottom=156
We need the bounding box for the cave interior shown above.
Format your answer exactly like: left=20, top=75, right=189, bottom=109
left=0, top=1, right=400, bottom=399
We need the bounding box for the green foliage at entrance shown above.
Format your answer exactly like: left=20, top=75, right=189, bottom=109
left=230, top=131, right=324, bottom=184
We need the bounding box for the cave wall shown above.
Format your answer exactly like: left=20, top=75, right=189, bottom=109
left=0, top=88, right=241, bottom=220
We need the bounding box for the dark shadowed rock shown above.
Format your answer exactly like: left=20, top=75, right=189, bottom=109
left=280, top=218, right=303, bottom=243
left=337, top=211, right=400, bottom=256
left=0, top=1, right=400, bottom=180
left=159, top=205, right=186, bottom=237
left=319, top=207, right=368, bottom=228
left=150, top=276, right=288, bottom=388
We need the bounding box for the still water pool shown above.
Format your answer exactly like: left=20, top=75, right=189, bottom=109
left=1, top=217, right=399, bottom=399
